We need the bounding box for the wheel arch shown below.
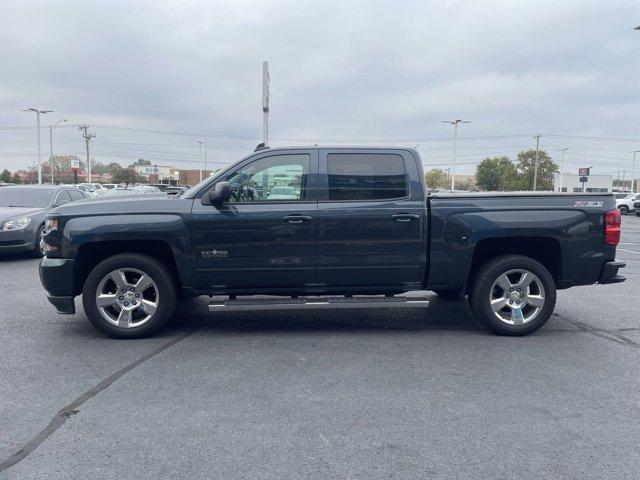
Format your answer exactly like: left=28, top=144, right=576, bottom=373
left=73, top=240, right=182, bottom=295
left=466, top=236, right=562, bottom=293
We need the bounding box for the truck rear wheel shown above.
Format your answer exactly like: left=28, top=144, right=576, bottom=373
left=468, top=255, right=556, bottom=336
left=82, top=253, right=177, bottom=338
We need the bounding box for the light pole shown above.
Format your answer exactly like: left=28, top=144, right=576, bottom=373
left=197, top=140, right=204, bottom=182
left=555, top=148, right=568, bottom=192
left=442, top=119, right=470, bottom=191
left=22, top=108, right=53, bottom=184
left=631, top=150, right=639, bottom=193
left=49, top=118, right=67, bottom=185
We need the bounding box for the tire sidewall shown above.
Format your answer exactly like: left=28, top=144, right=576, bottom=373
left=619, top=205, right=629, bottom=215
left=470, top=255, right=556, bottom=336
left=82, top=254, right=176, bottom=338
left=33, top=225, right=45, bottom=257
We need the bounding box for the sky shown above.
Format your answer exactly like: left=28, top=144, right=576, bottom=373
left=0, top=0, right=639, bottom=178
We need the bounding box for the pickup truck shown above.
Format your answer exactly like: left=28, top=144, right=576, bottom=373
left=39, top=146, right=626, bottom=338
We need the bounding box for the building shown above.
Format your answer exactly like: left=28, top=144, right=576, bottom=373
left=554, top=173, right=613, bottom=193
left=178, top=169, right=215, bottom=187
left=135, top=165, right=179, bottom=185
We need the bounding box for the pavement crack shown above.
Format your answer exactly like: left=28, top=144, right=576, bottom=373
left=554, top=314, right=640, bottom=349
left=0, top=328, right=197, bottom=473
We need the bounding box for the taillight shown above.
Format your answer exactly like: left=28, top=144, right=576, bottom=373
left=603, top=209, right=621, bottom=246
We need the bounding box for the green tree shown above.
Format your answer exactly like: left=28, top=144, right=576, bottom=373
left=455, top=178, right=476, bottom=191
left=425, top=168, right=449, bottom=190
left=91, top=161, right=109, bottom=175
left=112, top=167, right=140, bottom=186
left=512, top=149, right=558, bottom=191
left=0, top=169, right=11, bottom=183
left=475, top=156, right=517, bottom=191
left=130, top=158, right=151, bottom=167
left=11, top=173, right=22, bottom=184
left=107, top=162, right=123, bottom=175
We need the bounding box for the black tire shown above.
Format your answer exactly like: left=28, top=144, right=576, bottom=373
left=33, top=224, right=45, bottom=257
left=468, top=254, right=556, bottom=336
left=619, top=205, right=629, bottom=215
left=635, top=211, right=640, bottom=217
left=82, top=253, right=177, bottom=338
left=432, top=289, right=463, bottom=300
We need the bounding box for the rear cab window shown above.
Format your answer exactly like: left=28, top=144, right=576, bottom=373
left=325, top=153, right=408, bottom=201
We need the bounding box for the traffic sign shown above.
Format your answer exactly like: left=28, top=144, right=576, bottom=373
left=578, top=167, right=590, bottom=176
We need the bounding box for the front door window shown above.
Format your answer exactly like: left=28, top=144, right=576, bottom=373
left=225, top=154, right=310, bottom=203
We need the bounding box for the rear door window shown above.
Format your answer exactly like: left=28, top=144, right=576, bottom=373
left=68, top=189, right=84, bottom=201
left=327, top=153, right=407, bottom=201
left=54, top=190, right=72, bottom=206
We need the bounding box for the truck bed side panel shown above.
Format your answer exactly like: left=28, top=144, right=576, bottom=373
left=426, top=194, right=617, bottom=291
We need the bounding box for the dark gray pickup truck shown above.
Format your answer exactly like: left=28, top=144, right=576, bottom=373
left=39, top=146, right=625, bottom=338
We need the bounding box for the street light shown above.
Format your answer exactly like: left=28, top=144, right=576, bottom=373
left=442, top=119, right=470, bottom=191
left=49, top=119, right=67, bottom=185
left=554, top=148, right=568, bottom=192
left=22, top=108, right=53, bottom=184
left=631, top=150, right=639, bottom=193
left=197, top=140, right=204, bottom=182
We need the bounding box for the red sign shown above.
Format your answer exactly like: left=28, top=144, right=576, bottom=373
left=578, top=167, right=590, bottom=176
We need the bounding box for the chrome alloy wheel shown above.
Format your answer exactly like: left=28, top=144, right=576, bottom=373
left=489, top=269, right=546, bottom=325
left=95, top=268, right=159, bottom=328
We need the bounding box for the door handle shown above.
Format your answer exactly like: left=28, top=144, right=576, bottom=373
left=392, top=213, right=420, bottom=222
left=283, top=215, right=312, bottom=224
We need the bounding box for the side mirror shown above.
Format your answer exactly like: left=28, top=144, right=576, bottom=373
left=202, top=182, right=232, bottom=205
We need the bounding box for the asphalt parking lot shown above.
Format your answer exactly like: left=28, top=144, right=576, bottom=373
left=1, top=216, right=639, bottom=479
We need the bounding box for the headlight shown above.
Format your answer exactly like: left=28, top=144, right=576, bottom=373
left=2, top=217, right=32, bottom=231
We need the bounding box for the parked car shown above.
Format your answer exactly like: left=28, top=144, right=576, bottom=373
left=634, top=200, right=640, bottom=216
left=101, top=187, right=163, bottom=197
left=76, top=184, right=99, bottom=197
left=40, top=146, right=625, bottom=339
left=1, top=185, right=86, bottom=256
left=615, top=193, right=640, bottom=214
left=267, top=186, right=297, bottom=200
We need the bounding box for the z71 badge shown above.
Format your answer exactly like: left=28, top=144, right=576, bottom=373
left=200, top=249, right=228, bottom=259
left=574, top=201, right=603, bottom=207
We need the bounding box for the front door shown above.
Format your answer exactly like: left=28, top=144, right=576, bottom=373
left=316, top=149, right=425, bottom=288
left=190, top=149, right=318, bottom=291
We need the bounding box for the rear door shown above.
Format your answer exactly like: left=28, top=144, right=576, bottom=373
left=189, top=149, right=319, bottom=291
left=316, top=149, right=426, bottom=288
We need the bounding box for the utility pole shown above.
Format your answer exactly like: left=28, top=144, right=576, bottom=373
left=49, top=118, right=67, bottom=185
left=555, top=147, right=568, bottom=192
left=632, top=152, right=637, bottom=193
left=197, top=140, right=204, bottom=182
left=204, top=137, right=208, bottom=177
left=442, top=119, right=470, bottom=191
left=22, top=108, right=52, bottom=184
left=262, top=61, right=270, bottom=147
left=79, top=125, right=95, bottom=183
left=532, top=134, right=541, bottom=191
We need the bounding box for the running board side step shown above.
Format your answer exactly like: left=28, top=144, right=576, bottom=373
left=208, top=293, right=431, bottom=312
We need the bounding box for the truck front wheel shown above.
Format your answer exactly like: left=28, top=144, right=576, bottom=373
left=82, top=253, right=177, bottom=338
left=468, top=255, right=556, bottom=336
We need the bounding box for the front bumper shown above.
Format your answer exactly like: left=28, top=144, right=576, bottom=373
left=0, top=229, right=33, bottom=254
left=598, top=261, right=626, bottom=284
left=39, top=257, right=77, bottom=314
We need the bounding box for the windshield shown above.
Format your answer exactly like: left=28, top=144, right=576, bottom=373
left=0, top=188, right=55, bottom=208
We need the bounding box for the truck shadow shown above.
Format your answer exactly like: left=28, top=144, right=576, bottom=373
left=165, top=295, right=486, bottom=335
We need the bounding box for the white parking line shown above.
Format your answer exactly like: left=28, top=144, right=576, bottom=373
left=617, top=248, right=640, bottom=255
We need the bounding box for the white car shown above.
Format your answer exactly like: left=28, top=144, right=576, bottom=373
left=266, top=186, right=297, bottom=200
left=615, top=193, right=640, bottom=214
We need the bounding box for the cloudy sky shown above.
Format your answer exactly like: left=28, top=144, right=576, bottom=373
left=0, top=0, right=639, bottom=176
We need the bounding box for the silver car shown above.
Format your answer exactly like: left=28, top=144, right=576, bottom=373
left=0, top=186, right=87, bottom=256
